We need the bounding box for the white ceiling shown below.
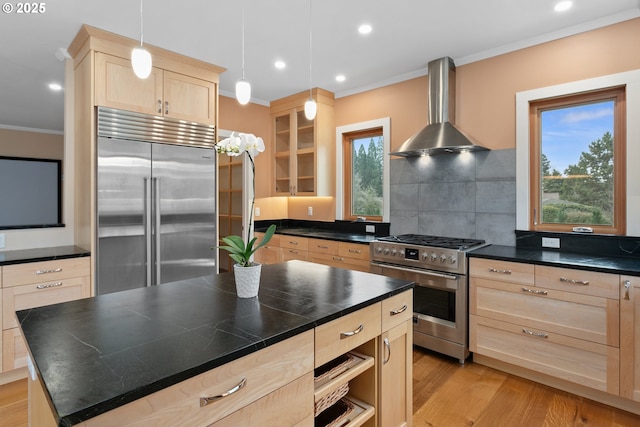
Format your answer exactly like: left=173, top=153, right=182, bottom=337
left=1, top=0, right=639, bottom=133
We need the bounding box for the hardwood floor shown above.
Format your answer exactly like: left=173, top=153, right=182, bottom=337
left=2, top=348, right=639, bottom=427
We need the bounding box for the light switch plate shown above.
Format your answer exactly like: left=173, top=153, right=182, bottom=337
left=0, top=233, right=5, bottom=249
left=307, top=206, right=313, bottom=216
left=254, top=207, right=260, bottom=217
left=542, top=237, right=560, bottom=248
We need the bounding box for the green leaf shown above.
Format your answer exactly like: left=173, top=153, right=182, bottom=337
left=254, top=224, right=276, bottom=252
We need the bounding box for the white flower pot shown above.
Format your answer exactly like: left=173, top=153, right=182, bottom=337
left=233, top=263, right=261, bottom=298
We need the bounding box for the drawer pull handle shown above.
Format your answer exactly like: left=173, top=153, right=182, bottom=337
left=521, top=287, right=548, bottom=296
left=289, top=241, right=299, bottom=245
left=348, top=249, right=362, bottom=254
left=289, top=250, right=299, bottom=254
left=488, top=268, right=511, bottom=275
left=165, top=101, right=169, bottom=115
left=624, top=280, right=631, bottom=300
left=383, top=337, right=391, bottom=364
left=157, top=99, right=162, bottom=113
left=199, top=377, right=246, bottom=407
left=35, top=267, right=62, bottom=275
left=390, top=304, right=408, bottom=316
left=317, top=245, right=329, bottom=249
left=559, top=277, right=589, bottom=285
left=36, top=282, right=63, bottom=290
left=340, top=324, right=364, bottom=339
left=522, top=328, right=548, bottom=339
left=333, top=256, right=344, bottom=261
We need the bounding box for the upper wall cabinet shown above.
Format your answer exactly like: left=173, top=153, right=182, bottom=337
left=95, top=53, right=217, bottom=125
left=270, top=88, right=335, bottom=197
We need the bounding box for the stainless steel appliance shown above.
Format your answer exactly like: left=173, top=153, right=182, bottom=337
left=370, top=234, right=486, bottom=363
left=96, top=107, right=217, bottom=295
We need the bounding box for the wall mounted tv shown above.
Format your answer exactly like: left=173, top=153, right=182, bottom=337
left=0, top=156, right=63, bottom=229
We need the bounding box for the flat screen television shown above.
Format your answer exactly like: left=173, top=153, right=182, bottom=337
left=0, top=156, right=63, bottom=229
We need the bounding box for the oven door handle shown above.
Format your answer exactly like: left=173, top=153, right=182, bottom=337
left=371, top=262, right=458, bottom=281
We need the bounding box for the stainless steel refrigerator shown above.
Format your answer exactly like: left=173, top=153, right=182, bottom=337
left=96, top=107, right=217, bottom=295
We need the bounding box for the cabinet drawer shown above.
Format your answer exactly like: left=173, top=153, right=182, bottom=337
left=256, top=233, right=280, bottom=247
left=381, top=290, right=413, bottom=332
left=80, top=330, right=314, bottom=427
left=254, top=246, right=282, bottom=265
left=338, top=243, right=369, bottom=261
left=470, top=315, right=619, bottom=394
left=280, top=236, right=309, bottom=251
left=307, top=238, right=338, bottom=255
left=282, top=249, right=309, bottom=262
left=471, top=278, right=618, bottom=346
left=535, top=265, right=618, bottom=299
left=469, top=258, right=534, bottom=286
left=2, top=257, right=90, bottom=288
left=309, top=253, right=369, bottom=272
left=3, top=276, right=91, bottom=330
left=2, top=328, right=27, bottom=372
left=210, top=373, right=313, bottom=427
left=315, top=303, right=381, bottom=368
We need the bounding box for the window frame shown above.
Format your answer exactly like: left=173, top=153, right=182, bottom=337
left=528, top=86, right=626, bottom=234
left=342, top=128, right=384, bottom=221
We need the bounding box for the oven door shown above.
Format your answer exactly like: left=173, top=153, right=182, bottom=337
left=370, top=262, right=466, bottom=344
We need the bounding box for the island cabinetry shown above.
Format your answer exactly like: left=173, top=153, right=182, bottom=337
left=33, top=330, right=315, bottom=427
left=314, top=303, right=381, bottom=427
left=95, top=51, right=217, bottom=125
left=379, top=291, right=413, bottom=427
left=2, top=257, right=90, bottom=375
left=270, top=89, right=335, bottom=196
left=621, top=275, right=640, bottom=403
left=470, top=258, right=620, bottom=394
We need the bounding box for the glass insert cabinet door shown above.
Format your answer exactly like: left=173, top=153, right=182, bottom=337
left=217, top=129, right=250, bottom=272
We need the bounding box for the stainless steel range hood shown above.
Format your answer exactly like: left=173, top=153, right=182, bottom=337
left=390, top=57, right=488, bottom=157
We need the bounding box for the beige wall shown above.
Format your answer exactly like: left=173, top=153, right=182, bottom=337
left=0, top=128, right=64, bottom=159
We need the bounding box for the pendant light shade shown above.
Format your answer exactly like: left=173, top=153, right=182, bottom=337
left=131, top=46, right=152, bottom=79
left=236, top=80, right=251, bottom=105
left=131, top=0, right=152, bottom=79
left=305, top=0, right=317, bottom=120
left=236, top=2, right=251, bottom=105
left=304, top=98, right=317, bottom=120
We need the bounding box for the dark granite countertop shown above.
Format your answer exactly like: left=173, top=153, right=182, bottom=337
left=272, top=227, right=379, bottom=244
left=468, top=245, right=640, bottom=276
left=17, top=260, right=413, bottom=426
left=0, top=245, right=90, bottom=266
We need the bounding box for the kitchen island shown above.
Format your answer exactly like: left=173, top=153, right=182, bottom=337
left=18, top=260, right=413, bottom=427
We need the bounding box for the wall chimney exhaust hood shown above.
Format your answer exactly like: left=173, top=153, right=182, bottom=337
left=390, top=57, right=488, bottom=157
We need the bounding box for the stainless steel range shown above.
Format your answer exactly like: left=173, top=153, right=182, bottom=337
left=369, top=234, right=487, bottom=363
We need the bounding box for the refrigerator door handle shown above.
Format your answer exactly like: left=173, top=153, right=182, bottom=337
left=154, top=177, right=161, bottom=285
left=144, top=177, right=152, bottom=287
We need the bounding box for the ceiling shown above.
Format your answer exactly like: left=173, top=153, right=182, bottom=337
left=1, top=0, right=639, bottom=133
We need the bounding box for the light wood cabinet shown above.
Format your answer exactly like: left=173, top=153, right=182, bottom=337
left=218, top=152, right=245, bottom=272
left=379, top=291, right=413, bottom=427
left=95, top=52, right=217, bottom=125
left=470, top=259, right=620, bottom=394
left=253, top=233, right=282, bottom=265
left=270, top=89, right=335, bottom=196
left=1, top=257, right=90, bottom=377
left=621, top=275, right=640, bottom=403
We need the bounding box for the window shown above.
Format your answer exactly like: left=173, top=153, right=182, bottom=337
left=529, top=86, right=626, bottom=234
left=342, top=128, right=384, bottom=221
left=335, top=118, right=390, bottom=222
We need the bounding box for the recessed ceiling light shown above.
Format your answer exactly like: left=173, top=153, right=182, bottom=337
left=274, top=60, right=286, bottom=69
left=358, top=24, right=372, bottom=35
left=335, top=74, right=346, bottom=82
left=554, top=1, right=572, bottom=12
left=48, top=83, right=63, bottom=91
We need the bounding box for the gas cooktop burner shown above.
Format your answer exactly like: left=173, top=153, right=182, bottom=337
left=377, top=234, right=485, bottom=250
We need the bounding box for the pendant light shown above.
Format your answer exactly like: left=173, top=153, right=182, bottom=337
left=304, top=0, right=317, bottom=120
left=235, top=1, right=251, bottom=105
left=131, top=0, right=152, bottom=79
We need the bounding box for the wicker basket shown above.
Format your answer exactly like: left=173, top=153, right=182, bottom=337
left=315, top=398, right=355, bottom=427
left=314, top=382, right=349, bottom=416
left=314, top=353, right=354, bottom=382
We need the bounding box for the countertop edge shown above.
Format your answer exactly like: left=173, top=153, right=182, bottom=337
left=0, top=245, right=90, bottom=266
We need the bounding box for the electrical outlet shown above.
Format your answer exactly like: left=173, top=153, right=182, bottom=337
left=366, top=225, right=375, bottom=233
left=542, top=237, right=560, bottom=248
left=254, top=207, right=260, bottom=217
left=307, top=206, right=313, bottom=216
left=0, top=233, right=5, bottom=249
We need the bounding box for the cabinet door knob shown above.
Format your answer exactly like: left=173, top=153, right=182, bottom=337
left=157, top=100, right=162, bottom=113
left=165, top=101, right=169, bottom=114
left=199, top=377, right=246, bottom=407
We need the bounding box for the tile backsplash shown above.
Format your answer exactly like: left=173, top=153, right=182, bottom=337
left=389, top=148, right=517, bottom=246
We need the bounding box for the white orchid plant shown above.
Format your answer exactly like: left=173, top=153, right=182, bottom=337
left=215, top=132, right=276, bottom=267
